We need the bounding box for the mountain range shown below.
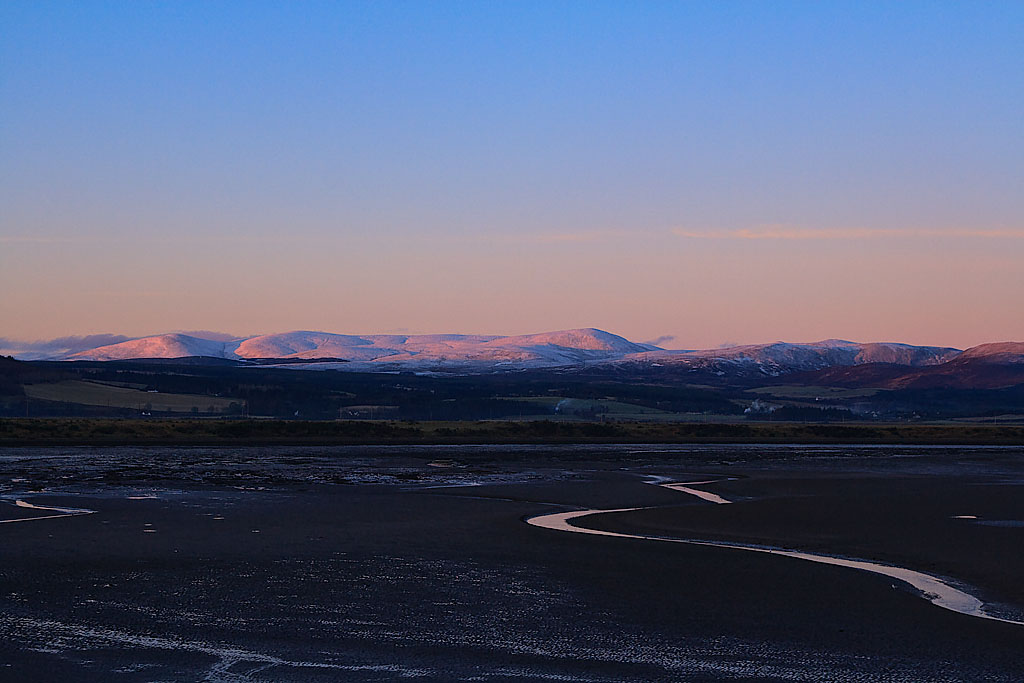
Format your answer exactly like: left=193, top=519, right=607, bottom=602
left=52, top=328, right=655, bottom=367
left=6, top=328, right=1021, bottom=388
left=788, top=342, right=1024, bottom=390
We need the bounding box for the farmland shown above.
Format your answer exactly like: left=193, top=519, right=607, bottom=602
left=23, top=380, right=241, bottom=414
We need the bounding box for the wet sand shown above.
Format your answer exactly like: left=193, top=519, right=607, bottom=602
left=0, top=445, right=1022, bottom=681
left=528, top=476, right=1023, bottom=624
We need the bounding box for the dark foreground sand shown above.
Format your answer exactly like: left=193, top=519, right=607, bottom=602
left=0, top=444, right=1022, bottom=681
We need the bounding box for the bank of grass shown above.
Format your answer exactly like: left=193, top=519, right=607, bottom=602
left=23, top=380, right=240, bottom=414
left=1, top=418, right=1023, bottom=446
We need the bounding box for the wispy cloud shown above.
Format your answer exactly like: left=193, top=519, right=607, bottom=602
left=173, top=330, right=241, bottom=342
left=0, top=334, right=134, bottom=359
left=644, top=334, right=676, bottom=347
left=0, top=331, right=241, bottom=359
left=673, top=227, right=1024, bottom=240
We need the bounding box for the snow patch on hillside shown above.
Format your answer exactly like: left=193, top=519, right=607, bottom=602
left=63, top=328, right=651, bottom=368
left=52, top=329, right=979, bottom=375
left=66, top=334, right=235, bottom=361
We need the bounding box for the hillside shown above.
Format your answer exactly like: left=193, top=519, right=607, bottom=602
left=618, top=340, right=960, bottom=377
left=34, top=330, right=1024, bottom=391
left=66, top=334, right=235, bottom=361
left=64, top=328, right=653, bottom=368
left=54, top=330, right=970, bottom=376
left=792, top=342, right=1024, bottom=390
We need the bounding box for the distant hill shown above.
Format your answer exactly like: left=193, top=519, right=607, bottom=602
left=792, top=342, right=1024, bottom=390
left=7, top=334, right=1024, bottom=421
left=616, top=340, right=960, bottom=377
left=14, top=328, right=1019, bottom=388
left=63, top=328, right=655, bottom=369
left=955, top=342, right=1024, bottom=364
left=65, top=333, right=236, bottom=361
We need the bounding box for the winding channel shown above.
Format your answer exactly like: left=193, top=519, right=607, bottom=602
left=0, top=498, right=96, bottom=524
left=526, top=475, right=1024, bottom=626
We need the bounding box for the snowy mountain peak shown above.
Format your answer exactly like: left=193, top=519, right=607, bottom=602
left=36, top=329, right=970, bottom=375
left=66, top=334, right=232, bottom=361
left=60, top=328, right=655, bottom=367
left=955, top=342, right=1024, bottom=363
left=485, top=328, right=651, bottom=353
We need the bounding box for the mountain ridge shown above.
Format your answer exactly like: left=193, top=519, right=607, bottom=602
left=23, top=327, right=1012, bottom=375
left=616, top=340, right=962, bottom=376
left=5, top=328, right=1023, bottom=390
left=60, top=328, right=654, bottom=367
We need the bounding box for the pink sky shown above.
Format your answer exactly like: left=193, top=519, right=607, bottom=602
left=3, top=228, right=1021, bottom=350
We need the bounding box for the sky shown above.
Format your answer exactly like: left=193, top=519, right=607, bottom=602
left=2, top=1, right=1022, bottom=350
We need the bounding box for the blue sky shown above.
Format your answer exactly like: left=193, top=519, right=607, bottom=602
left=2, top=2, right=1022, bottom=347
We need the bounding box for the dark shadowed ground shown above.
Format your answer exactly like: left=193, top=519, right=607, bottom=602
left=0, top=444, right=1022, bottom=681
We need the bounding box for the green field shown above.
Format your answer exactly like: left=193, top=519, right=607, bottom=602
left=23, top=381, right=241, bottom=414
left=747, top=385, right=881, bottom=400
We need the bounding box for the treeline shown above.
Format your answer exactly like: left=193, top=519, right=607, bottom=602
left=746, top=405, right=854, bottom=421
left=2, top=418, right=1023, bottom=445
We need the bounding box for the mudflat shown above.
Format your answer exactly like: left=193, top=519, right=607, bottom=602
left=0, top=444, right=1022, bottom=681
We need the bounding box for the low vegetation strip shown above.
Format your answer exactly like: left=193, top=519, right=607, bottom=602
left=1, top=418, right=1022, bottom=446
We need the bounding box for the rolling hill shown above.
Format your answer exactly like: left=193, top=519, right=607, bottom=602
left=41, top=329, right=1021, bottom=390
left=616, top=340, right=961, bottom=377
left=62, top=328, right=655, bottom=369
left=795, top=342, right=1024, bottom=390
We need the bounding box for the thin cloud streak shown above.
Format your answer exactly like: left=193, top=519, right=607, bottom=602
left=644, top=335, right=677, bottom=347
left=0, top=334, right=134, bottom=359
left=673, top=227, right=1024, bottom=240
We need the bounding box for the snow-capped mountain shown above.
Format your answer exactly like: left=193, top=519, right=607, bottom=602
left=952, top=342, right=1024, bottom=364
left=615, top=340, right=961, bottom=377
left=63, top=333, right=237, bottom=361
left=792, top=341, right=1024, bottom=390
left=62, top=328, right=656, bottom=368
left=44, top=329, right=978, bottom=376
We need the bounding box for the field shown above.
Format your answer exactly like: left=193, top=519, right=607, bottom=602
left=747, top=385, right=881, bottom=399
left=23, top=381, right=241, bottom=414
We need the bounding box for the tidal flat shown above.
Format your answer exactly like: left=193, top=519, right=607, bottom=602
left=0, top=444, right=1022, bottom=681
